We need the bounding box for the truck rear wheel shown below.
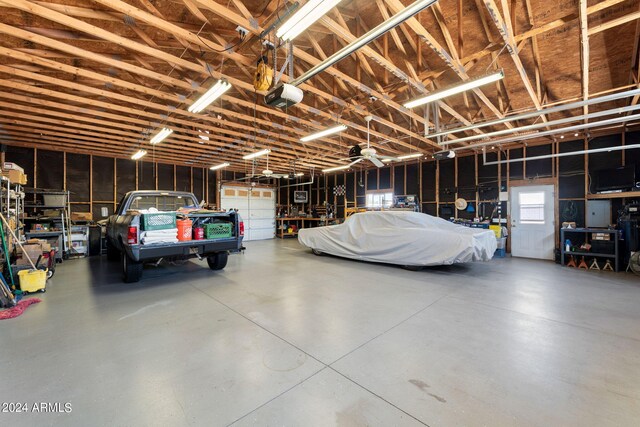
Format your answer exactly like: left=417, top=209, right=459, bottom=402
left=106, top=240, right=119, bottom=261
left=122, top=252, right=143, bottom=283
left=207, top=252, right=228, bottom=270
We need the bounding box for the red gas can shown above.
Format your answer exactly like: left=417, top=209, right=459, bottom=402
left=193, top=227, right=204, bottom=240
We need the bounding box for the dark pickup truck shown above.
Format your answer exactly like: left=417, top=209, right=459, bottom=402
left=106, top=191, right=244, bottom=282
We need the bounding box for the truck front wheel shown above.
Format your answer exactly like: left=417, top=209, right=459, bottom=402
left=207, top=252, right=228, bottom=270
left=122, top=252, right=143, bottom=283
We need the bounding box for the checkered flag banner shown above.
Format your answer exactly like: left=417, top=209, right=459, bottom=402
left=333, top=185, right=346, bottom=196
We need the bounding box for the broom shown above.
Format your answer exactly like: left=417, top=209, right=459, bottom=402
left=0, top=212, right=37, bottom=270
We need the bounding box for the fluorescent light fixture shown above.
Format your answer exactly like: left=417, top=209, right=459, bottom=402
left=484, top=144, right=640, bottom=165
left=210, top=162, right=230, bottom=170
left=188, top=80, right=232, bottom=113
left=428, top=88, right=640, bottom=139
left=382, top=158, right=392, bottom=163
left=455, top=112, right=640, bottom=152
left=282, top=174, right=290, bottom=179
left=199, top=130, right=210, bottom=142
left=276, top=0, right=342, bottom=41
left=242, top=149, right=271, bottom=160
left=440, top=104, right=640, bottom=146
left=150, top=127, right=173, bottom=145
left=295, top=172, right=304, bottom=176
left=404, top=70, right=504, bottom=109
left=300, top=124, right=347, bottom=142
left=290, top=0, right=438, bottom=87
left=322, top=164, right=350, bottom=173
left=131, top=149, right=147, bottom=160
left=397, top=153, right=423, bottom=160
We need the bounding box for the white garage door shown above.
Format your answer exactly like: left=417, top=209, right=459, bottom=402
left=220, top=185, right=275, bottom=241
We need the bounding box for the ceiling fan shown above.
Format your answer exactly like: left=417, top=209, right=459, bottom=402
left=240, top=152, right=289, bottom=180
left=344, top=116, right=399, bottom=168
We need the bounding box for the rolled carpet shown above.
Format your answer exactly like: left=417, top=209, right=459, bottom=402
left=0, top=298, right=41, bottom=320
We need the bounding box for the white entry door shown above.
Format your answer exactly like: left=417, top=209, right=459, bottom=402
left=220, top=186, right=275, bottom=241
left=510, top=185, right=555, bottom=260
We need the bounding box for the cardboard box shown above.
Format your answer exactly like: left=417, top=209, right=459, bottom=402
left=16, top=243, right=43, bottom=266
left=1, top=169, right=27, bottom=185
left=592, top=233, right=611, bottom=241
left=71, top=212, right=93, bottom=221
left=3, top=162, right=24, bottom=173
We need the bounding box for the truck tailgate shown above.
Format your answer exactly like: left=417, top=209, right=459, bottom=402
left=126, top=237, right=241, bottom=261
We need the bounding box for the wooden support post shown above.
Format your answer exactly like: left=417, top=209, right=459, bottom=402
left=89, top=154, right=93, bottom=213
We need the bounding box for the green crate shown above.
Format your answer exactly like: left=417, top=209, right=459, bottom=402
left=142, top=212, right=176, bottom=231
left=204, top=222, right=233, bottom=239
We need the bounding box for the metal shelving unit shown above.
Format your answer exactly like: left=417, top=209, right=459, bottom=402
left=22, top=188, right=73, bottom=258
left=560, top=228, right=620, bottom=272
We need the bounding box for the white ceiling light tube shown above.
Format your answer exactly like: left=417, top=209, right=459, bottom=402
left=483, top=144, right=640, bottom=165
left=242, top=149, right=271, bottom=160
left=295, top=172, right=304, bottom=176
left=404, top=70, right=504, bottom=109
left=290, top=0, right=438, bottom=87
left=131, top=149, right=147, bottom=160
left=397, top=153, right=423, bottom=160
left=150, top=127, right=173, bottom=144
left=454, top=113, right=640, bottom=152
left=210, top=162, right=230, bottom=170
left=276, top=0, right=343, bottom=41
left=322, top=164, right=350, bottom=173
left=429, top=87, right=640, bottom=139
left=300, top=124, right=347, bottom=142
left=188, top=80, right=232, bottom=113
left=441, top=104, right=640, bottom=145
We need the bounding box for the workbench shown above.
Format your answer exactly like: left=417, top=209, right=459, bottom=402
left=276, top=217, right=325, bottom=239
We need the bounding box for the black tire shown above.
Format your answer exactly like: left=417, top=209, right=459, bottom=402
left=121, top=252, right=143, bottom=283
left=402, top=265, right=423, bottom=271
left=311, top=249, right=323, bottom=256
left=207, top=252, right=228, bottom=270
left=106, top=240, right=120, bottom=261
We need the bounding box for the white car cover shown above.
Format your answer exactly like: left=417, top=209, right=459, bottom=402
left=298, top=211, right=497, bottom=266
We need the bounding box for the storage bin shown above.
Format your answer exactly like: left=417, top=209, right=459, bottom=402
left=18, top=269, right=47, bottom=293
left=204, top=222, right=233, bottom=239
left=489, top=225, right=502, bottom=238
left=496, top=237, right=507, bottom=249
left=494, top=248, right=506, bottom=258
left=142, top=212, right=176, bottom=231
left=43, top=194, right=67, bottom=207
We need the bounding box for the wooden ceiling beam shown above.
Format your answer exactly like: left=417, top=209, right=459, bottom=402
left=375, top=0, right=406, bottom=56
left=0, top=78, right=338, bottom=168
left=384, top=0, right=506, bottom=127
left=482, top=0, right=542, bottom=113
left=579, top=0, right=589, bottom=120
left=184, top=0, right=440, bottom=149
left=0, top=0, right=249, bottom=71
left=0, top=58, right=371, bottom=163
left=588, top=10, right=640, bottom=35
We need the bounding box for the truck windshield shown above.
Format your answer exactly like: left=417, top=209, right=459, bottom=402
left=129, top=195, right=196, bottom=211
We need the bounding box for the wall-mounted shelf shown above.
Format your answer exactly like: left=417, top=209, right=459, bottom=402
left=587, top=191, right=640, bottom=200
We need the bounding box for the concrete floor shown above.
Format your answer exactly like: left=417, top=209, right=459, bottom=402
left=2, top=239, right=640, bottom=426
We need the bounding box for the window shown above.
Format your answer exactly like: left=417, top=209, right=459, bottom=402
left=519, top=191, right=545, bottom=223
left=129, top=195, right=196, bottom=211
left=366, top=192, right=393, bottom=209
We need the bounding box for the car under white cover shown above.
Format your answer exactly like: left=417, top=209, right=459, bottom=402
left=298, top=211, right=497, bottom=267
